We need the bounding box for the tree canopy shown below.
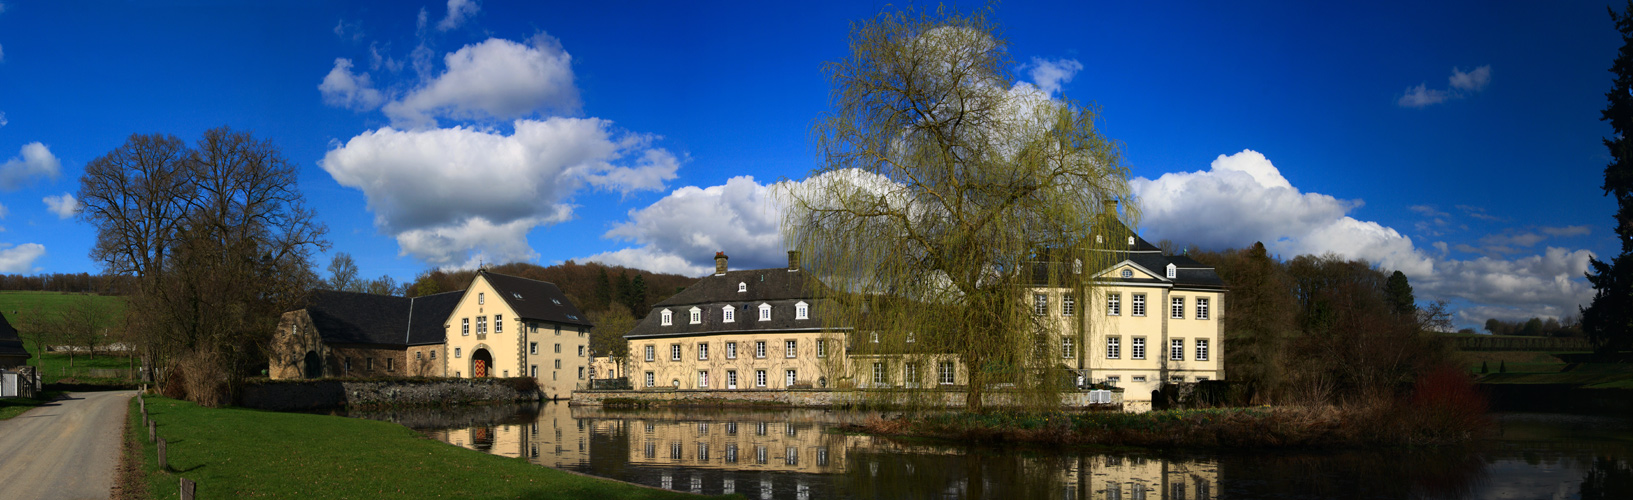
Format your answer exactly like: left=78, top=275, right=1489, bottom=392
left=1584, top=1, right=1633, bottom=357
left=784, top=6, right=1133, bottom=410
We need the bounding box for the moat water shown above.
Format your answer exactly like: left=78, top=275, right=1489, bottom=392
left=341, top=403, right=1633, bottom=499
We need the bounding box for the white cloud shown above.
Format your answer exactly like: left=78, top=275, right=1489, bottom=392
left=1398, top=65, right=1491, bottom=108
left=42, top=192, right=77, bottom=219
left=1540, top=225, right=1591, bottom=237
left=1027, top=57, right=1083, bottom=96
left=0, top=142, right=61, bottom=191
left=382, top=36, right=578, bottom=128
left=1437, top=247, right=1594, bottom=323
left=319, top=118, right=678, bottom=268
left=0, top=111, right=8, bottom=127
left=333, top=19, right=363, bottom=41
left=584, top=176, right=790, bottom=276
left=1449, top=65, right=1491, bottom=92
left=318, top=58, right=386, bottom=111
left=436, top=0, right=479, bottom=31
left=0, top=201, right=8, bottom=218
left=1399, top=84, right=1449, bottom=108
left=0, top=243, right=45, bottom=273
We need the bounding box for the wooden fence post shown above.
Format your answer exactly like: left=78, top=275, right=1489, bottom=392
left=157, top=438, right=167, bottom=470
left=179, top=478, right=195, bottom=500
left=148, top=421, right=156, bottom=443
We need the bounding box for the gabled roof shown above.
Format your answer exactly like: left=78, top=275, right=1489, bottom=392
left=480, top=271, right=593, bottom=327
left=305, top=290, right=462, bottom=347
left=627, top=268, right=832, bottom=339
left=0, top=312, right=29, bottom=360
left=1030, top=219, right=1226, bottom=290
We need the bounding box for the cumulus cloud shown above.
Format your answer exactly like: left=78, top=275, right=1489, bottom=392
left=382, top=36, right=577, bottom=128
left=1027, top=57, right=1083, bottom=96
left=318, top=58, right=386, bottom=111
left=0, top=142, right=61, bottom=191
left=1399, top=65, right=1492, bottom=108
left=582, top=176, right=791, bottom=276
left=0, top=243, right=44, bottom=273
left=320, top=119, right=678, bottom=268
left=42, top=192, right=77, bottom=219
left=436, top=0, right=479, bottom=31
left=1438, top=247, right=1595, bottom=324
left=0, top=111, right=7, bottom=128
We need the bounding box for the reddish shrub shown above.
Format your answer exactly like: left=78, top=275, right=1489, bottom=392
left=1405, top=365, right=1490, bottom=444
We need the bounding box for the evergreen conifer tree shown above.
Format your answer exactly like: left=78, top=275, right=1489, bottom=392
left=1583, top=1, right=1633, bottom=357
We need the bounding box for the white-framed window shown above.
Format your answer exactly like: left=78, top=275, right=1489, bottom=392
left=698, top=371, right=710, bottom=388
left=726, top=342, right=737, bottom=359
left=462, top=318, right=470, bottom=335
left=938, top=361, right=955, bottom=385
left=785, top=340, right=797, bottom=358
left=661, top=309, right=673, bottom=326
left=530, top=342, right=538, bottom=355
left=816, top=339, right=826, bottom=357
left=1107, top=336, right=1121, bottom=359
left=1062, top=294, right=1075, bottom=316
left=531, top=365, right=537, bottom=378
left=795, top=301, right=808, bottom=320
left=454, top=347, right=462, bottom=358
left=1133, top=375, right=1147, bottom=383
left=1171, top=297, right=1185, bottom=319
left=644, top=345, right=655, bottom=362
left=1171, top=339, right=1185, bottom=361
left=1166, top=263, right=1176, bottom=279
left=478, top=292, right=484, bottom=305
left=1196, top=298, right=1210, bottom=320
left=1196, top=338, right=1210, bottom=361
left=1132, top=337, right=1146, bottom=360
left=758, top=303, right=772, bottom=321
left=689, top=307, right=702, bottom=324
left=905, top=363, right=919, bottom=384
left=1121, top=269, right=1133, bottom=278
left=755, top=341, right=766, bottom=358
left=645, top=372, right=655, bottom=387
left=786, top=369, right=797, bottom=387
left=738, top=282, right=747, bottom=292
left=477, top=316, right=486, bottom=334
left=578, top=366, right=584, bottom=379
left=755, top=369, right=767, bottom=387
left=1033, top=293, right=1048, bottom=315
left=698, top=342, right=709, bottom=360
left=1171, top=375, right=1184, bottom=383
left=494, top=314, right=503, bottom=333
left=1063, top=337, right=1075, bottom=359
left=870, top=332, right=879, bottom=343
left=431, top=350, right=436, bottom=360
left=554, top=343, right=561, bottom=353
left=578, top=345, right=585, bottom=357
left=1132, top=294, right=1146, bottom=316
left=1108, top=293, right=1121, bottom=316
left=723, top=305, right=735, bottom=323
left=1127, top=236, right=1136, bottom=246
left=670, top=344, right=681, bottom=361
left=728, top=370, right=738, bottom=389
left=906, top=332, right=916, bottom=343
left=872, top=362, right=886, bottom=385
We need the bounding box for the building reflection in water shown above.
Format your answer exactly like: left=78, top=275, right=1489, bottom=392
left=414, top=402, right=1220, bottom=499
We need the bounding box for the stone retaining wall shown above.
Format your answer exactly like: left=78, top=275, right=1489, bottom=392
left=240, top=378, right=540, bottom=411
left=570, top=388, right=1120, bottom=409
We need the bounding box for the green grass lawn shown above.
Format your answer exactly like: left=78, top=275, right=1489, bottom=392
left=127, top=396, right=724, bottom=499
left=1478, top=362, right=1633, bottom=387
left=0, top=391, right=64, bottom=420
left=31, top=351, right=138, bottom=384
left=1, top=291, right=136, bottom=384
left=0, top=291, right=127, bottom=325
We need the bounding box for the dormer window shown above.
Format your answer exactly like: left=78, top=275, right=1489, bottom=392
left=870, top=332, right=880, bottom=343
left=1127, top=236, right=1135, bottom=246
left=1166, top=263, right=1177, bottom=279
left=906, top=332, right=916, bottom=343
left=689, top=307, right=702, bottom=324
left=758, top=303, right=772, bottom=321
left=1095, top=234, right=1103, bottom=244
left=551, top=298, right=561, bottom=305
left=795, top=301, right=808, bottom=320
left=661, top=309, right=673, bottom=326
left=723, top=305, right=735, bottom=323
left=1073, top=259, right=1082, bottom=275
left=738, top=282, right=747, bottom=293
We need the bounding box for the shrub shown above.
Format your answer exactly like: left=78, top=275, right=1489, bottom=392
left=503, top=376, right=539, bottom=394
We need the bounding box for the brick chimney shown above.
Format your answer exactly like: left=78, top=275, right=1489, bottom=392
left=715, top=252, right=728, bottom=275
left=1103, top=198, right=1118, bottom=216
left=787, top=250, right=800, bottom=271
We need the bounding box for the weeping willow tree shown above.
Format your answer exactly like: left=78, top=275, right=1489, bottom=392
left=783, top=7, right=1135, bottom=411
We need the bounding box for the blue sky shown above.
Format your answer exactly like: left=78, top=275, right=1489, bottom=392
left=0, top=1, right=1618, bottom=329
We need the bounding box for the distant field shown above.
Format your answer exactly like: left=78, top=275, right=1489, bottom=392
left=1, top=291, right=134, bottom=384
left=0, top=291, right=127, bottom=328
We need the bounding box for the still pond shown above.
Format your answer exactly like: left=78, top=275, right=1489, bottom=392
left=342, top=403, right=1633, bottom=499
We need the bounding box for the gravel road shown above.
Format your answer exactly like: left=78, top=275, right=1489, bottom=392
left=0, top=391, right=135, bottom=500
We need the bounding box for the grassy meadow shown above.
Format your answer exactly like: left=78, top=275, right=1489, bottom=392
left=1, top=291, right=135, bottom=384
left=126, top=396, right=719, bottom=499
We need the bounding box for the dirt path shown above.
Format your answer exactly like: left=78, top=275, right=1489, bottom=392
left=0, top=391, right=136, bottom=500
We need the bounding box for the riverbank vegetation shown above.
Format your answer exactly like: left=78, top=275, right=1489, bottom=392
left=123, top=395, right=711, bottom=499
left=853, top=366, right=1489, bottom=449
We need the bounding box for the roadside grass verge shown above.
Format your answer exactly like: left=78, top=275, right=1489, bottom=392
left=127, top=396, right=720, bottom=499
left=0, top=391, right=65, bottom=420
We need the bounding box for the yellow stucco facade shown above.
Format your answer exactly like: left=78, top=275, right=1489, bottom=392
left=628, top=331, right=845, bottom=391
left=442, top=273, right=590, bottom=399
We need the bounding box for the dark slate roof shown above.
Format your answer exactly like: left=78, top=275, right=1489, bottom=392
left=305, top=290, right=463, bottom=347
left=627, top=268, right=834, bottom=339
left=481, top=271, right=593, bottom=327
left=0, top=311, right=28, bottom=359
left=1027, top=219, right=1226, bottom=290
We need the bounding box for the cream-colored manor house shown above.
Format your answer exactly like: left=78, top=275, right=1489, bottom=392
left=269, top=270, right=593, bottom=399
left=625, top=217, right=1225, bottom=410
